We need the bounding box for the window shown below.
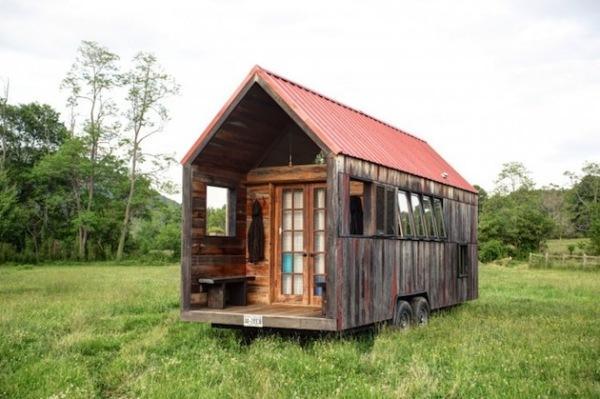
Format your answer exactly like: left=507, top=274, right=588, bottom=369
left=410, top=193, right=426, bottom=236
left=375, top=185, right=385, bottom=234
left=206, top=185, right=234, bottom=236
left=313, top=188, right=326, bottom=296
left=374, top=185, right=396, bottom=235
left=433, top=198, right=446, bottom=238
left=458, top=244, right=468, bottom=277
left=385, top=188, right=396, bottom=235
left=397, top=190, right=414, bottom=237
left=349, top=179, right=367, bottom=235
left=282, top=189, right=304, bottom=295
left=422, top=196, right=436, bottom=237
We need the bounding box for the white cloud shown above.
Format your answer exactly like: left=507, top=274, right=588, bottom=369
left=1, top=0, right=599, bottom=201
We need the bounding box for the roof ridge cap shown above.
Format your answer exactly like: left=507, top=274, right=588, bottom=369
left=255, top=66, right=426, bottom=143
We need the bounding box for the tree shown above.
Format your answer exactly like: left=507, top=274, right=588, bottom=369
left=61, top=41, right=120, bottom=259
left=0, top=102, right=69, bottom=259
left=0, top=78, right=9, bottom=171
left=494, top=161, right=534, bottom=194
left=565, top=162, right=600, bottom=233
left=473, top=184, right=487, bottom=216
left=540, top=184, right=573, bottom=239
left=565, top=162, right=600, bottom=254
left=115, top=52, right=179, bottom=261
left=479, top=163, right=555, bottom=260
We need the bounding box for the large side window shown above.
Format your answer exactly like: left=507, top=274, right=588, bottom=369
left=349, top=179, right=368, bottom=235
left=397, top=190, right=414, bottom=237
left=422, top=196, right=436, bottom=237
left=206, top=185, right=235, bottom=237
left=410, top=193, right=426, bottom=236
left=433, top=197, right=446, bottom=238
left=375, top=185, right=396, bottom=235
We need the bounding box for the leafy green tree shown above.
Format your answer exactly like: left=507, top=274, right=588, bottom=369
left=116, top=52, right=179, bottom=261
left=131, top=195, right=181, bottom=259
left=565, top=162, right=600, bottom=254
left=61, top=40, right=120, bottom=259
left=494, top=161, right=535, bottom=194
left=479, top=163, right=555, bottom=260
left=473, top=184, right=487, bottom=216
left=207, top=206, right=227, bottom=235
left=540, top=184, right=574, bottom=239
left=0, top=102, right=69, bottom=259
left=565, top=162, right=600, bottom=234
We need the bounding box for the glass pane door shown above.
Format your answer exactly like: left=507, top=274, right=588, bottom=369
left=281, top=188, right=304, bottom=295
left=313, top=187, right=326, bottom=297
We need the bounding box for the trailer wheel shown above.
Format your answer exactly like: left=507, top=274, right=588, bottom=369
left=392, top=300, right=413, bottom=329
left=411, top=297, right=430, bottom=326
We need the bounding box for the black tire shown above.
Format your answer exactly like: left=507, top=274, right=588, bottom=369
left=411, top=296, right=430, bottom=326
left=392, top=300, right=413, bottom=329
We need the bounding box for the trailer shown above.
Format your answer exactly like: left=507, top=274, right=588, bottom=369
left=180, top=66, right=478, bottom=332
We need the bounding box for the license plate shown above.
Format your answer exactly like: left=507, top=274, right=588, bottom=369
left=243, top=314, right=263, bottom=328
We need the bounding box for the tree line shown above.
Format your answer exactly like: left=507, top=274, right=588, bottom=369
left=477, top=161, right=600, bottom=261
left=0, top=41, right=180, bottom=263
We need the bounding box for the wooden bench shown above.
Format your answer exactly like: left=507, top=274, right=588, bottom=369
left=198, top=276, right=256, bottom=309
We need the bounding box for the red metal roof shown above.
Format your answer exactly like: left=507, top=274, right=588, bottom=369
left=182, top=66, right=476, bottom=193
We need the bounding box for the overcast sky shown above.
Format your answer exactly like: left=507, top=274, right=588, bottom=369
left=2, top=0, right=599, bottom=201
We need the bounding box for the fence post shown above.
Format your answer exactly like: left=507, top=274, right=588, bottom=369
left=545, top=252, right=549, bottom=267
left=562, top=254, right=566, bottom=266
left=583, top=254, right=587, bottom=268
left=529, top=253, right=532, bottom=264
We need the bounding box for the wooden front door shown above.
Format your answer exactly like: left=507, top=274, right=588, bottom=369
left=274, top=183, right=326, bottom=305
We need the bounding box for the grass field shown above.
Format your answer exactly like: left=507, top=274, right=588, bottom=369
left=546, top=238, right=591, bottom=254
left=1, top=263, right=598, bottom=398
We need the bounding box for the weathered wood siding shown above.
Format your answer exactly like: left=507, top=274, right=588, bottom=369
left=189, top=163, right=247, bottom=306
left=244, top=184, right=272, bottom=304
left=337, top=156, right=478, bottom=330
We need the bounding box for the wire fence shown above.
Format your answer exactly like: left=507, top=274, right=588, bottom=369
left=529, top=252, right=600, bottom=270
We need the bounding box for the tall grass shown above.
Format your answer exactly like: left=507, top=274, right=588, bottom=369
left=0, top=263, right=598, bottom=398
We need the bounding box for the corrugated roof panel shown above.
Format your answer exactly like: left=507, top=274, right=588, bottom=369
left=257, top=67, right=475, bottom=193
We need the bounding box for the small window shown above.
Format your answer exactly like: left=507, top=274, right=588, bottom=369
left=410, top=194, right=426, bottom=236
left=397, top=190, right=414, bottom=237
left=433, top=198, right=446, bottom=238
left=458, top=244, right=468, bottom=277
left=422, top=196, right=436, bottom=237
left=375, top=186, right=385, bottom=234
left=206, top=185, right=234, bottom=236
left=385, top=188, right=396, bottom=235
left=349, top=179, right=367, bottom=235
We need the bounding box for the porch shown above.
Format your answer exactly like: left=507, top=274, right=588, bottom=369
left=182, top=304, right=337, bottom=331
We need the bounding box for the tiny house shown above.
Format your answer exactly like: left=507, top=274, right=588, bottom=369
left=180, top=66, right=478, bottom=331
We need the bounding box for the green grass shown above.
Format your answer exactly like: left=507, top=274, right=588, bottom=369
left=546, top=238, right=590, bottom=254
left=0, top=263, right=598, bottom=398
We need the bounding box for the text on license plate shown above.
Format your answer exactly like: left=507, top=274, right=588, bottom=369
left=243, top=314, right=263, bottom=327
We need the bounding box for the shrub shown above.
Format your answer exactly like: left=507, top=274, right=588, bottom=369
left=479, top=240, right=507, bottom=263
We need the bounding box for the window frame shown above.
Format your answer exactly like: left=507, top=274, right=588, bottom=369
left=421, top=195, right=438, bottom=238
left=347, top=177, right=372, bottom=237
left=341, top=175, right=448, bottom=242
left=409, top=193, right=427, bottom=238
left=205, top=184, right=236, bottom=238
left=458, top=243, right=469, bottom=278
left=432, top=197, right=446, bottom=239
left=397, top=189, right=415, bottom=238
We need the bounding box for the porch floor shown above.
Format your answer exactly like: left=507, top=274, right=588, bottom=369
left=182, top=304, right=337, bottom=331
